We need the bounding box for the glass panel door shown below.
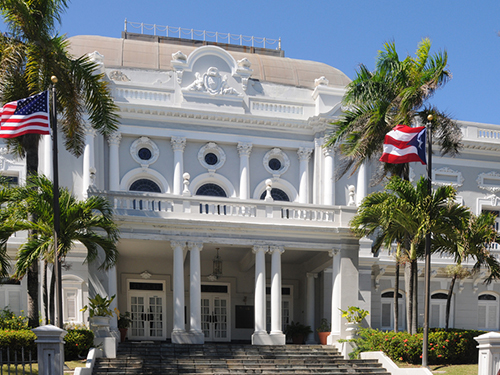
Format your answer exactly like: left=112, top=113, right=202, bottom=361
left=200, top=293, right=230, bottom=342
left=129, top=291, right=166, bottom=340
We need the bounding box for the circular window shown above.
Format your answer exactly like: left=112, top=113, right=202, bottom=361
left=130, top=179, right=161, bottom=193
left=130, top=137, right=159, bottom=167
left=269, top=158, right=282, bottom=171
left=196, top=183, right=227, bottom=197
left=138, top=147, right=152, bottom=161
left=205, top=153, right=218, bottom=166
left=198, top=142, right=226, bottom=171
left=260, top=188, right=290, bottom=202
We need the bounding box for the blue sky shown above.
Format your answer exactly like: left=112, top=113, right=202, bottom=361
left=3, top=0, right=499, bottom=125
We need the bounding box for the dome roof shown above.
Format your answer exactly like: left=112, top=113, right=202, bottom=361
left=68, top=35, right=350, bottom=90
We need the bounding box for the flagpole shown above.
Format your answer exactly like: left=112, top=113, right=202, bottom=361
left=50, top=75, right=63, bottom=329
left=422, top=113, right=433, bottom=368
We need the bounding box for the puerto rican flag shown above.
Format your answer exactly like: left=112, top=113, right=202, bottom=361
left=0, top=91, right=50, bottom=138
left=379, top=125, right=427, bottom=165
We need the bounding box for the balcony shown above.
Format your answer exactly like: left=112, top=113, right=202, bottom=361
left=90, top=189, right=357, bottom=229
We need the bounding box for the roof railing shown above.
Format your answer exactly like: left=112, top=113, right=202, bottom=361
left=124, top=19, right=281, bottom=50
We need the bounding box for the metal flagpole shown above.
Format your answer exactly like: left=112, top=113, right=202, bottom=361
left=422, top=113, right=434, bottom=368
left=50, top=75, right=63, bottom=328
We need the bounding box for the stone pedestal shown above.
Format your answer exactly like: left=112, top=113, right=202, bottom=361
left=32, top=325, right=67, bottom=375
left=475, top=331, right=500, bottom=375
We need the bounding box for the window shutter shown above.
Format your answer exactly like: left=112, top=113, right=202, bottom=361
left=488, top=305, right=497, bottom=329
left=381, top=303, right=391, bottom=328
left=478, top=305, right=487, bottom=328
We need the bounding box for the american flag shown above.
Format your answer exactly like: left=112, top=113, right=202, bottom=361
left=0, top=91, right=51, bottom=138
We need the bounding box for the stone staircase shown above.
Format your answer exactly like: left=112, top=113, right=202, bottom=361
left=92, top=342, right=389, bottom=374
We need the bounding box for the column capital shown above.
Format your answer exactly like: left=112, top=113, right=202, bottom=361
left=269, top=245, right=285, bottom=255
left=170, top=241, right=186, bottom=251
left=306, top=272, right=318, bottom=279
left=171, top=136, right=186, bottom=152
left=252, top=245, right=268, bottom=254
left=297, top=147, right=313, bottom=162
left=314, top=136, right=324, bottom=148
left=323, top=145, right=335, bottom=157
left=237, top=142, right=253, bottom=156
left=107, top=131, right=122, bottom=146
left=329, top=248, right=340, bottom=257
left=187, top=242, right=203, bottom=252
left=84, top=123, right=97, bottom=137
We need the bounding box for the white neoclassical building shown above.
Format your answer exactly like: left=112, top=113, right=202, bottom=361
left=1, top=30, right=500, bottom=345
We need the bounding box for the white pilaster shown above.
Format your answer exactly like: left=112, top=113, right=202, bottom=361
left=237, top=142, right=252, bottom=200
left=328, top=249, right=341, bottom=344
left=306, top=272, right=318, bottom=344
left=44, top=135, right=53, bottom=180
left=171, top=137, right=186, bottom=195
left=171, top=241, right=187, bottom=343
left=313, top=136, right=323, bottom=204
left=108, top=132, right=122, bottom=191
left=188, top=241, right=204, bottom=344
left=269, top=245, right=285, bottom=344
left=108, top=265, right=118, bottom=332
left=323, top=146, right=335, bottom=205
left=82, top=124, right=96, bottom=197
left=298, top=147, right=313, bottom=204
left=252, top=245, right=269, bottom=345
left=356, top=162, right=368, bottom=206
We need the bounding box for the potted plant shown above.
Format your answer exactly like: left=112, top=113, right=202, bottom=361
left=339, top=306, right=369, bottom=339
left=316, top=318, right=330, bottom=345
left=117, top=311, right=132, bottom=342
left=81, top=294, right=116, bottom=328
left=284, top=321, right=312, bottom=344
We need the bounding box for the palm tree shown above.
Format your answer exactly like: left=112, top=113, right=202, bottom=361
left=351, top=176, right=467, bottom=333
left=0, top=0, right=119, bottom=326
left=330, top=39, right=462, bottom=333
left=326, top=38, right=461, bottom=180
left=2, top=174, right=119, bottom=324
left=434, top=211, right=500, bottom=329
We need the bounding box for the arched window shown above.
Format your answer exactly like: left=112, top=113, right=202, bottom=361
left=380, top=290, right=405, bottom=331
left=478, top=293, right=499, bottom=330
left=129, top=179, right=161, bottom=193
left=259, top=188, right=290, bottom=202
left=196, top=183, right=227, bottom=197
left=431, top=292, right=451, bottom=328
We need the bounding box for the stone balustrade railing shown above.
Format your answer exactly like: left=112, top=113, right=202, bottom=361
left=90, top=190, right=356, bottom=228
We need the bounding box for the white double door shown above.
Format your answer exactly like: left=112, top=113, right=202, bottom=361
left=201, top=294, right=230, bottom=342
left=129, top=291, right=166, bottom=340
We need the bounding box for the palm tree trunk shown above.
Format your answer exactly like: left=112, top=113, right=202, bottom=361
left=445, top=274, right=457, bottom=330
left=43, top=261, right=48, bottom=324
left=394, top=261, right=399, bottom=332
left=411, top=259, right=418, bottom=334
left=404, top=261, right=413, bottom=333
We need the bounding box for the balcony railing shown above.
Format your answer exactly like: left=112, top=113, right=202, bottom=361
left=90, top=189, right=357, bottom=228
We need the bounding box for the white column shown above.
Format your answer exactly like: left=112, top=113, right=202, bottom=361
left=313, top=136, right=323, bottom=205
left=171, top=241, right=187, bottom=343
left=171, top=137, right=186, bottom=195
left=108, top=131, right=122, bottom=191
left=252, top=245, right=269, bottom=345
left=297, top=147, right=313, bottom=204
left=323, top=146, right=335, bottom=205
left=44, top=135, right=53, bottom=180
left=108, top=266, right=118, bottom=332
left=269, top=245, right=285, bottom=345
left=356, top=162, right=368, bottom=206
left=306, top=272, right=318, bottom=344
left=237, top=142, right=252, bottom=199
left=328, top=249, right=341, bottom=344
left=188, top=241, right=204, bottom=344
left=82, top=124, right=96, bottom=197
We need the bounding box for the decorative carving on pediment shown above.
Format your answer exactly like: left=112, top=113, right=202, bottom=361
left=477, top=171, right=500, bottom=193
left=87, top=51, right=104, bottom=65
left=172, top=51, right=187, bottom=62
left=185, top=67, right=241, bottom=96
left=109, top=70, right=130, bottom=82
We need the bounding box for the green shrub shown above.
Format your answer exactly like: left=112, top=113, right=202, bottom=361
left=350, top=328, right=485, bottom=365
left=64, top=328, right=94, bottom=360
left=0, top=308, right=29, bottom=330
left=0, top=329, right=37, bottom=360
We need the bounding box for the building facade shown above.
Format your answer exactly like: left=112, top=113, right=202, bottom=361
left=1, top=32, right=500, bottom=344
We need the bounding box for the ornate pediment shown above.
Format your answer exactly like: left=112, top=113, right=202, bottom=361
left=184, top=67, right=241, bottom=96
